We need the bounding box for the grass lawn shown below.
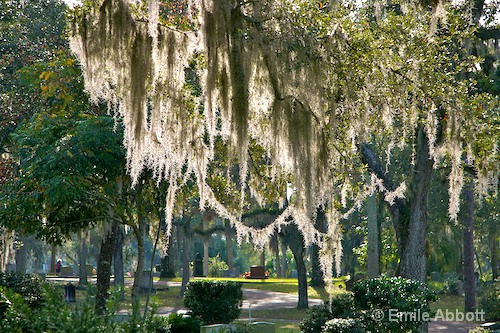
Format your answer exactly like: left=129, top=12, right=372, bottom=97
left=163, top=276, right=345, bottom=299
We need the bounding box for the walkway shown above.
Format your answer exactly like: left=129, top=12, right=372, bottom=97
left=46, top=277, right=481, bottom=332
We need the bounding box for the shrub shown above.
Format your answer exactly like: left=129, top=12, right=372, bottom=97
left=0, top=283, right=171, bottom=333
left=468, top=328, right=491, bottom=333
left=299, top=293, right=356, bottom=333
left=479, top=279, right=499, bottom=321
left=0, top=272, right=47, bottom=308
left=183, top=280, right=243, bottom=324
left=353, top=277, right=437, bottom=333
left=443, top=278, right=461, bottom=296
left=208, top=254, right=229, bottom=277
left=322, top=318, right=364, bottom=333
left=166, top=313, right=201, bottom=333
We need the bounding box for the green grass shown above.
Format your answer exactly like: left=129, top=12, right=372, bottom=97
left=430, top=294, right=464, bottom=313
left=162, top=277, right=345, bottom=299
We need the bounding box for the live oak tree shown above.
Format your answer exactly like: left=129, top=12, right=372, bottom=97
left=68, top=0, right=498, bottom=296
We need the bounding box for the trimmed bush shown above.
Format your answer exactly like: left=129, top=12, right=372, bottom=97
left=300, top=293, right=356, bottom=333
left=479, top=279, right=499, bottom=321
left=183, top=280, right=243, bottom=324
left=322, top=318, right=364, bottom=333
left=353, top=277, right=437, bottom=333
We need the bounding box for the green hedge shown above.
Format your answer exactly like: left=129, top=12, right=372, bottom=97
left=353, top=277, right=437, bottom=333
left=323, top=318, right=364, bottom=333
left=183, top=280, right=243, bottom=325
left=479, top=279, right=499, bottom=321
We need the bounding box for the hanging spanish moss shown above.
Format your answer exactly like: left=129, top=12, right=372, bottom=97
left=69, top=0, right=498, bottom=285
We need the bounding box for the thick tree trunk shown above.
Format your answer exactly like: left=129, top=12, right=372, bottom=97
left=310, top=244, right=324, bottom=286
left=463, top=180, right=476, bottom=312
left=96, top=226, right=115, bottom=314
left=113, top=222, right=125, bottom=299
left=283, top=224, right=308, bottom=309
left=367, top=192, right=380, bottom=278
left=292, top=245, right=308, bottom=309
left=399, top=128, right=433, bottom=282
left=78, top=230, right=88, bottom=285
left=132, top=222, right=146, bottom=299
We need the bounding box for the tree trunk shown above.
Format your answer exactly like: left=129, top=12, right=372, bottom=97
left=50, top=245, right=56, bottom=274
left=490, top=222, right=498, bottom=280
left=271, top=232, right=280, bottom=278
left=0, top=228, right=14, bottom=272
left=398, top=128, right=434, bottom=282
left=160, top=231, right=176, bottom=278
left=367, top=192, right=380, bottom=278
left=132, top=222, right=146, bottom=299
left=78, top=230, right=88, bottom=285
left=463, top=180, right=476, bottom=312
left=280, top=241, right=287, bottom=278
left=283, top=224, right=308, bottom=309
left=203, top=236, right=209, bottom=277
left=310, top=210, right=326, bottom=286
left=96, top=225, right=115, bottom=314
left=310, top=244, right=324, bottom=286
left=226, top=225, right=234, bottom=271
left=113, top=222, right=125, bottom=299
left=15, top=234, right=30, bottom=273
left=260, top=249, right=266, bottom=267
left=359, top=128, right=434, bottom=283
left=292, top=245, right=308, bottom=309
left=180, top=218, right=192, bottom=296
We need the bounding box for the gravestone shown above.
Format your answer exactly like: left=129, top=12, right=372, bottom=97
left=194, top=253, right=204, bottom=277
left=200, top=324, right=231, bottom=333
left=140, top=271, right=153, bottom=293
left=251, top=322, right=276, bottom=333
left=248, top=266, right=267, bottom=279
left=60, top=266, right=74, bottom=277
left=290, top=269, right=298, bottom=278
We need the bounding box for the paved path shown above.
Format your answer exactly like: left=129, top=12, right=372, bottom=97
left=47, top=277, right=482, bottom=332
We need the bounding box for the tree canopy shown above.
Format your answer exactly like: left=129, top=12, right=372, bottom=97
left=68, top=0, right=499, bottom=283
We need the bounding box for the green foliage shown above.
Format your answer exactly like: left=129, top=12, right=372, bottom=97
left=353, top=277, right=438, bottom=333
left=0, top=273, right=47, bottom=309
left=299, top=293, right=356, bottom=333
left=208, top=254, right=229, bottom=277
left=322, top=318, right=364, bottom=333
left=479, top=279, right=500, bottom=321
left=0, top=282, right=170, bottom=333
left=443, top=278, right=461, bottom=296
left=166, top=313, right=201, bottom=333
left=183, top=280, right=243, bottom=325
left=468, top=327, right=492, bottom=333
